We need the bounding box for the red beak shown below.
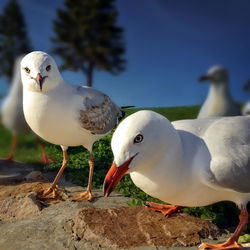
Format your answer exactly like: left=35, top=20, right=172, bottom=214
left=103, top=156, right=135, bottom=197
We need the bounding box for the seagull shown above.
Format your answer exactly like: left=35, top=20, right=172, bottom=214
left=198, top=66, right=241, bottom=118
left=242, top=80, right=250, bottom=116
left=104, top=110, right=250, bottom=249
left=1, top=56, right=52, bottom=163
left=20, top=51, right=125, bottom=201
left=242, top=101, right=250, bottom=116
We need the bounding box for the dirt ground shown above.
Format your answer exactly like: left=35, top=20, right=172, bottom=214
left=0, top=160, right=249, bottom=250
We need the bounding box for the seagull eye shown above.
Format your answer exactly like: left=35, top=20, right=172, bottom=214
left=134, top=134, right=144, bottom=144
left=24, top=67, right=30, bottom=74
left=46, top=65, right=51, bottom=72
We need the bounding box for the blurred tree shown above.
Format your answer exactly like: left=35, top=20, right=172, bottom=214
left=51, top=0, right=126, bottom=87
left=0, top=0, right=32, bottom=83
left=243, top=79, right=250, bottom=92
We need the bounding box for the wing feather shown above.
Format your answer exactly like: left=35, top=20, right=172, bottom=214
left=78, top=88, right=124, bottom=135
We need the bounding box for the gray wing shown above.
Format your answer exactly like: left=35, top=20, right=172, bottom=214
left=77, top=86, right=125, bottom=135
left=174, top=116, right=250, bottom=193
left=172, top=117, right=218, bottom=137
left=201, top=116, right=250, bottom=193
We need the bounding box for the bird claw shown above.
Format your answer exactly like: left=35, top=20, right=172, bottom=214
left=145, top=201, right=182, bottom=216
left=71, top=190, right=93, bottom=202
left=199, top=241, right=243, bottom=249
left=37, top=185, right=59, bottom=200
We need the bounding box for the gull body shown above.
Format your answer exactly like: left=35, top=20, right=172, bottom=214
left=104, top=110, right=250, bottom=249
left=242, top=80, right=250, bottom=116
left=21, top=51, right=124, bottom=200
left=23, top=82, right=106, bottom=150
left=1, top=56, right=50, bottom=163
left=1, top=56, right=30, bottom=135
left=198, top=66, right=241, bottom=118
left=242, top=101, right=250, bottom=116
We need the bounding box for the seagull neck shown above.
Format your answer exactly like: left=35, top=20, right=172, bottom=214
left=209, top=81, right=231, bottom=99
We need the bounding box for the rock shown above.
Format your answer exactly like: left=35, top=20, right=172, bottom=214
left=0, top=193, right=41, bottom=221
left=73, top=206, right=220, bottom=249
left=0, top=162, right=247, bottom=250
left=0, top=182, right=50, bottom=201
left=0, top=181, right=68, bottom=204
left=0, top=189, right=132, bottom=250
left=24, top=171, right=48, bottom=182
left=0, top=161, right=35, bottom=185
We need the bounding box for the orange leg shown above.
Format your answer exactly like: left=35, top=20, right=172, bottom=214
left=145, top=201, right=182, bottom=216
left=72, top=151, right=94, bottom=202
left=38, top=149, right=68, bottom=200
left=4, top=135, right=17, bottom=161
left=199, top=205, right=248, bottom=249
left=37, top=138, right=53, bottom=164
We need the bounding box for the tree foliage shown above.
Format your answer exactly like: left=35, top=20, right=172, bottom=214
left=0, top=0, right=32, bottom=82
left=243, top=79, right=250, bottom=92
left=51, top=0, right=126, bottom=86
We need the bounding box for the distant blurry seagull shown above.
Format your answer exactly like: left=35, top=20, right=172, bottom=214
left=20, top=51, right=125, bottom=201
left=243, top=79, right=250, bottom=92
left=242, top=79, right=250, bottom=116
left=1, top=56, right=52, bottom=163
left=197, top=66, right=241, bottom=118
left=242, top=101, right=250, bottom=116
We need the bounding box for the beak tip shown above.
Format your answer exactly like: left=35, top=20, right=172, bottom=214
left=103, top=158, right=133, bottom=198
left=103, top=181, right=112, bottom=198
left=198, top=75, right=210, bottom=82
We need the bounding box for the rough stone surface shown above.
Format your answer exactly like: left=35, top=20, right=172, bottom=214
left=0, top=193, right=41, bottom=221
left=0, top=188, right=132, bottom=250
left=0, top=182, right=49, bottom=201
left=0, top=161, right=249, bottom=250
left=73, top=206, right=219, bottom=249
left=24, top=170, right=48, bottom=182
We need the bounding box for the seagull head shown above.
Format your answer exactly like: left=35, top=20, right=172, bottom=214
left=103, top=110, right=180, bottom=197
left=20, top=51, right=62, bottom=92
left=198, top=65, right=229, bottom=85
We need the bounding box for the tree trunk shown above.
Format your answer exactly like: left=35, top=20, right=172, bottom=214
left=86, top=62, right=95, bottom=87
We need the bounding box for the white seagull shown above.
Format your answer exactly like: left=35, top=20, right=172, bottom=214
left=20, top=51, right=125, bottom=201
left=242, top=101, right=250, bottom=116
left=1, top=56, right=52, bottom=163
left=242, top=80, right=250, bottom=116
left=198, top=66, right=241, bottom=118
left=104, top=110, right=250, bottom=249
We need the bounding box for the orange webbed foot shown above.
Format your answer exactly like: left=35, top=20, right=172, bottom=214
left=37, top=185, right=59, bottom=200
left=71, top=190, right=93, bottom=202
left=145, top=201, right=182, bottom=216
left=199, top=240, right=243, bottom=249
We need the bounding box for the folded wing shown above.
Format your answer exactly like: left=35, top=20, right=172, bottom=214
left=78, top=86, right=125, bottom=135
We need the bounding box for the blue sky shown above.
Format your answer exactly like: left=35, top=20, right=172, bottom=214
left=0, top=0, right=250, bottom=107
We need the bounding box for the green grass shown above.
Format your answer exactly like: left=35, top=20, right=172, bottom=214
left=124, top=105, right=200, bottom=121
left=0, top=105, right=249, bottom=233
